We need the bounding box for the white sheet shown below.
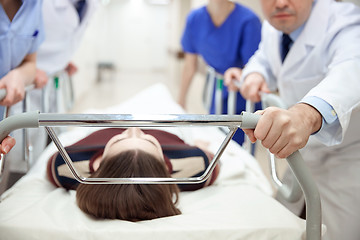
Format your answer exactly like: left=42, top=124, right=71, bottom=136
left=0, top=83, right=306, bottom=240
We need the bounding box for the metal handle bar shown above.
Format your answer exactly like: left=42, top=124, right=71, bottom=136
left=0, top=111, right=321, bottom=239
left=261, top=92, right=287, bottom=109
left=205, top=76, right=316, bottom=237
left=241, top=112, right=322, bottom=240
left=226, top=82, right=300, bottom=201
left=259, top=93, right=303, bottom=203
left=45, top=125, right=237, bottom=185
left=243, top=93, right=303, bottom=203
left=0, top=89, right=6, bottom=101
left=0, top=112, right=244, bottom=184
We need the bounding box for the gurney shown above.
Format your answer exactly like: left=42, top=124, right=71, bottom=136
left=0, top=84, right=322, bottom=240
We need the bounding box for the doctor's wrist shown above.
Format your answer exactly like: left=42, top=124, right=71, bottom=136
left=290, top=103, right=322, bottom=135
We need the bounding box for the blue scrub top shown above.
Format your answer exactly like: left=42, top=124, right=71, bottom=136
left=181, top=3, right=262, bottom=145
left=181, top=3, right=261, bottom=75
left=0, top=0, right=45, bottom=79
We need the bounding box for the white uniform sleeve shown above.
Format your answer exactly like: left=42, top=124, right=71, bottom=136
left=305, top=59, right=360, bottom=144
left=241, top=21, right=278, bottom=92
left=304, top=21, right=360, bottom=144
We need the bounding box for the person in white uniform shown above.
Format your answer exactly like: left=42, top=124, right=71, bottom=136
left=224, top=0, right=360, bottom=239
left=35, top=0, right=99, bottom=113
left=7, top=0, right=99, bottom=174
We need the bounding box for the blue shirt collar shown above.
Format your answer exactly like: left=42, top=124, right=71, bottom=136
left=288, top=0, right=317, bottom=42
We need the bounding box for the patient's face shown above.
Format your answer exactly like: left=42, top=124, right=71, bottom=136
left=103, top=128, right=164, bottom=161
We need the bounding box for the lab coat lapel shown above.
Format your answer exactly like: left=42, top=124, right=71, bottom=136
left=281, top=35, right=307, bottom=73
left=281, top=0, right=329, bottom=75
left=80, top=0, right=99, bottom=27
left=268, top=28, right=283, bottom=78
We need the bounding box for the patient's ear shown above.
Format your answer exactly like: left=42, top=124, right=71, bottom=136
left=93, top=155, right=103, bottom=171
left=159, top=156, right=169, bottom=171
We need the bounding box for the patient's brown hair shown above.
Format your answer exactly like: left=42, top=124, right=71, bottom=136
left=76, top=149, right=181, bottom=221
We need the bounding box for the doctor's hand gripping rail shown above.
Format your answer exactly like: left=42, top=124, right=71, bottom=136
left=0, top=112, right=321, bottom=240
left=229, top=86, right=303, bottom=204
left=260, top=93, right=304, bottom=203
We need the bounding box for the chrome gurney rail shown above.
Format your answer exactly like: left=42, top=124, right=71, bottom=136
left=0, top=111, right=321, bottom=240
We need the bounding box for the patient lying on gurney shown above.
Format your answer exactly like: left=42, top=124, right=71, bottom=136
left=47, top=127, right=220, bottom=222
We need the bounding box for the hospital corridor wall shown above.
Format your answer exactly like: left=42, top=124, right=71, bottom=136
left=69, top=0, right=264, bottom=112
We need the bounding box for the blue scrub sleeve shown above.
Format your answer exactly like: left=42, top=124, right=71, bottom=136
left=181, top=13, right=197, bottom=54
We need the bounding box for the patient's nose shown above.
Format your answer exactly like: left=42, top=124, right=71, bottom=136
left=128, top=127, right=144, bottom=137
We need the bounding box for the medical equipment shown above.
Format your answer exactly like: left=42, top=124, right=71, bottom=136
left=258, top=93, right=304, bottom=203
left=0, top=84, right=36, bottom=187
left=0, top=70, right=74, bottom=191
left=244, top=92, right=303, bottom=204
left=0, top=84, right=323, bottom=240
left=0, top=85, right=35, bottom=119
left=0, top=107, right=321, bottom=238
left=204, top=66, right=234, bottom=115
left=40, top=70, right=75, bottom=114
left=225, top=78, right=300, bottom=203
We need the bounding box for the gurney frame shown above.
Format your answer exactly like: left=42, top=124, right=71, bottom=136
left=0, top=112, right=321, bottom=239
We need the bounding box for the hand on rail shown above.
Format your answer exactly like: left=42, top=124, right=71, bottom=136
left=243, top=103, right=322, bottom=159
left=34, top=69, right=49, bottom=89
left=224, top=67, right=242, bottom=92
left=240, top=73, right=271, bottom=103
left=0, top=69, right=26, bottom=106
left=0, top=136, right=16, bottom=154
left=65, top=62, right=78, bottom=76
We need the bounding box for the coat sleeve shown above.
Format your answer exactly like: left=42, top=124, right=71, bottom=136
left=241, top=21, right=278, bottom=92
left=304, top=20, right=360, bottom=145
left=305, top=59, right=360, bottom=145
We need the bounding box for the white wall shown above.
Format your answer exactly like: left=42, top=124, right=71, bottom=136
left=70, top=0, right=263, bottom=103
left=99, top=0, right=169, bottom=71
left=342, top=0, right=360, bottom=6
left=72, top=0, right=171, bottom=101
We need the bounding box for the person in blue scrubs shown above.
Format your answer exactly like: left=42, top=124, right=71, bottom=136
left=0, top=0, right=44, bottom=153
left=178, top=0, right=261, bottom=145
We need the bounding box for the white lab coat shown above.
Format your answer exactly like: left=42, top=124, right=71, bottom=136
left=35, top=0, right=99, bottom=115
left=37, top=0, right=99, bottom=74
left=242, top=0, right=360, bottom=239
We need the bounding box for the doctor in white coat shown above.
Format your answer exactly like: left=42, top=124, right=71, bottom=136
left=7, top=0, right=99, bottom=174
left=225, top=0, right=360, bottom=239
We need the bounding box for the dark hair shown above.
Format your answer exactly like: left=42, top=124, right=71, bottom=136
left=76, top=149, right=181, bottom=221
